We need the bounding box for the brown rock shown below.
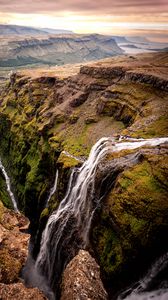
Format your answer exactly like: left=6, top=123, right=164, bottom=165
left=0, top=201, right=30, bottom=283
left=60, top=250, right=108, bottom=300
left=0, top=282, right=47, bottom=300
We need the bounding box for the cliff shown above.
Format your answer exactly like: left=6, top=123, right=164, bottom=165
left=0, top=52, right=168, bottom=298
left=0, top=34, right=123, bottom=67
left=0, top=200, right=46, bottom=299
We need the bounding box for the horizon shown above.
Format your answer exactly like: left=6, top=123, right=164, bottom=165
left=0, top=0, right=168, bottom=43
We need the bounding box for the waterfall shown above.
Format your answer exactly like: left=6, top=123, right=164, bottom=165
left=62, top=150, right=85, bottom=163
left=46, top=170, right=59, bottom=206
left=0, top=157, right=19, bottom=212
left=118, top=252, right=168, bottom=300
left=35, top=136, right=168, bottom=296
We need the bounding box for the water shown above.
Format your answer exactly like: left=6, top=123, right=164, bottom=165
left=118, top=252, right=168, bottom=300
left=62, top=150, right=85, bottom=163
left=0, top=157, right=19, bottom=212
left=46, top=170, right=59, bottom=206
left=35, top=136, right=168, bottom=296
left=35, top=137, right=114, bottom=291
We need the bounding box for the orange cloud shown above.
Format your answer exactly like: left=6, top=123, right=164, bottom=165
left=0, top=0, right=167, bottom=14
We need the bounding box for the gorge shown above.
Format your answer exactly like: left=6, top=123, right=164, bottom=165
left=0, top=52, right=168, bottom=299
left=34, top=136, right=168, bottom=299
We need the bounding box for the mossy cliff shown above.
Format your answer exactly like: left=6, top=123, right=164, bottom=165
left=0, top=52, right=168, bottom=292
left=0, top=76, right=60, bottom=232
left=91, top=145, right=168, bottom=293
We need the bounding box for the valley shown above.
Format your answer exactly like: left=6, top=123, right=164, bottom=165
left=0, top=25, right=167, bottom=84
left=0, top=51, right=168, bottom=299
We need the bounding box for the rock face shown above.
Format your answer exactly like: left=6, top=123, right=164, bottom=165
left=61, top=250, right=108, bottom=300
left=91, top=144, right=168, bottom=294
left=0, top=283, right=47, bottom=300
left=0, top=34, right=123, bottom=67
left=0, top=52, right=168, bottom=297
left=0, top=200, right=47, bottom=299
left=0, top=201, right=29, bottom=283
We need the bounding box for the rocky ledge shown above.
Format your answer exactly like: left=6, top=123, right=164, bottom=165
left=61, top=250, right=108, bottom=300
left=0, top=200, right=46, bottom=299
left=0, top=52, right=167, bottom=299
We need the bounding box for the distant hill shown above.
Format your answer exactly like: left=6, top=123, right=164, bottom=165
left=41, top=28, right=73, bottom=35
left=126, top=36, right=150, bottom=44
left=0, top=33, right=124, bottom=67
left=0, top=24, right=73, bottom=35
left=110, top=36, right=129, bottom=44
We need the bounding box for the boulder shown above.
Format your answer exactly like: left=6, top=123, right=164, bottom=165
left=0, top=282, right=47, bottom=300
left=60, top=250, right=108, bottom=300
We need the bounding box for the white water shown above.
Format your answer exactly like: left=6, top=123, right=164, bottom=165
left=118, top=252, right=168, bottom=300
left=35, top=137, right=114, bottom=281
left=46, top=170, right=59, bottom=206
left=0, top=157, right=19, bottom=212
left=35, top=136, right=168, bottom=293
left=62, top=150, right=85, bottom=163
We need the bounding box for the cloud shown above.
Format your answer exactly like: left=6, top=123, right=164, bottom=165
left=0, top=0, right=167, bottom=15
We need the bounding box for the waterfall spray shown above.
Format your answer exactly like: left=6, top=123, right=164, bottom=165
left=0, top=157, right=19, bottom=212
left=118, top=252, right=168, bottom=300
left=46, top=170, right=59, bottom=206
left=35, top=136, right=168, bottom=296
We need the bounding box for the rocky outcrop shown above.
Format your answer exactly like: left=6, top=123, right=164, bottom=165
left=0, top=52, right=167, bottom=298
left=60, top=250, right=108, bottom=300
left=0, top=201, right=29, bottom=283
left=0, top=200, right=47, bottom=299
left=125, top=71, right=168, bottom=92
left=91, top=143, right=168, bottom=294
left=80, top=65, right=125, bottom=79
left=0, top=52, right=167, bottom=227
left=0, top=283, right=47, bottom=300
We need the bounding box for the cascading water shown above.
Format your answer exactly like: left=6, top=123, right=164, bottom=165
left=118, top=251, right=168, bottom=300
left=46, top=170, right=59, bottom=206
left=0, top=157, right=19, bottom=212
left=35, top=137, right=114, bottom=293
left=34, top=136, right=168, bottom=298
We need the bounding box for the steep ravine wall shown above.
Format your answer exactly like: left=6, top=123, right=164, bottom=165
left=0, top=53, right=168, bottom=298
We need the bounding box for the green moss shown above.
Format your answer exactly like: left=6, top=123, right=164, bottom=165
left=92, top=153, right=168, bottom=279
left=40, top=207, right=49, bottom=220
left=57, top=152, right=81, bottom=169
left=96, top=227, right=123, bottom=274
left=0, top=174, right=13, bottom=209
left=69, top=114, right=79, bottom=124
left=48, top=136, right=62, bottom=152
left=61, top=132, right=90, bottom=157
left=132, top=116, right=168, bottom=138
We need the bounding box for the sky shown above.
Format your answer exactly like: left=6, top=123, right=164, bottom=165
left=0, top=0, right=168, bottom=42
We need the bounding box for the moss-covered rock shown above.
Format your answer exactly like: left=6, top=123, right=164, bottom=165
left=0, top=54, right=167, bottom=293
left=91, top=146, right=168, bottom=292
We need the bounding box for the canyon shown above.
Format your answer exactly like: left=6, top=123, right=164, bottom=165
left=0, top=51, right=168, bottom=299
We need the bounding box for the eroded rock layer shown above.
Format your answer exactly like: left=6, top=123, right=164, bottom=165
left=0, top=200, right=46, bottom=299
left=0, top=52, right=167, bottom=298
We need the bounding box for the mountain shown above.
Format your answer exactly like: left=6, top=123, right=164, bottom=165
left=126, top=36, right=150, bottom=44
left=0, top=24, right=73, bottom=35
left=41, top=27, right=73, bottom=34
left=0, top=34, right=124, bottom=67
left=110, top=35, right=129, bottom=43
